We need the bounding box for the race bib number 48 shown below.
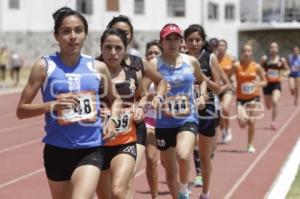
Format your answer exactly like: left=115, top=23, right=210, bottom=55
left=57, top=91, right=97, bottom=125
left=163, top=95, right=190, bottom=117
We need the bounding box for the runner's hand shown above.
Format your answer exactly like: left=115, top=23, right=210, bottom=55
left=134, top=106, right=145, bottom=123
left=103, top=118, right=117, bottom=141
left=197, top=95, right=206, bottom=110
left=53, top=95, right=79, bottom=111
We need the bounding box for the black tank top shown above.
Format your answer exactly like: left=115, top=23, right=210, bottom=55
left=99, top=65, right=138, bottom=108
left=198, top=50, right=214, bottom=102
left=129, top=54, right=145, bottom=77
left=262, top=56, right=283, bottom=70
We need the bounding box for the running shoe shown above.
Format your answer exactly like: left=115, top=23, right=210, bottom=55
left=178, top=191, right=190, bottom=199
left=221, top=130, right=228, bottom=144
left=225, top=129, right=233, bottom=142
left=270, top=122, right=277, bottom=130
left=194, top=175, right=203, bottom=187
left=247, top=144, right=256, bottom=153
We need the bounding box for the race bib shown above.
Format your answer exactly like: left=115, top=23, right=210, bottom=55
left=57, top=91, right=97, bottom=125
left=291, top=65, right=300, bottom=72
left=101, top=107, right=133, bottom=135
left=163, top=95, right=190, bottom=117
left=267, top=69, right=279, bottom=79
left=241, top=82, right=255, bottom=94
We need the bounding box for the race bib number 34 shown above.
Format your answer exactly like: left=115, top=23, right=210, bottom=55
left=163, top=95, right=190, bottom=117
left=57, top=91, right=97, bottom=125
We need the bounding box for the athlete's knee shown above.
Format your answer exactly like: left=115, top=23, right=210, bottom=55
left=221, top=104, right=230, bottom=115
left=177, top=150, right=192, bottom=163
left=111, top=185, right=127, bottom=199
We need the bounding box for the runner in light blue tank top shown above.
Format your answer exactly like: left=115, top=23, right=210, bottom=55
left=156, top=53, right=198, bottom=128
left=152, top=23, right=210, bottom=199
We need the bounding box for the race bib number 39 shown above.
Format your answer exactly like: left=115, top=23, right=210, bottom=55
left=101, top=108, right=133, bottom=135
left=57, top=91, right=97, bottom=125
left=241, top=82, right=255, bottom=94
left=163, top=95, right=190, bottom=117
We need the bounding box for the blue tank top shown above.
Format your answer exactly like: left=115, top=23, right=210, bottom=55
left=41, top=52, right=102, bottom=149
left=289, top=55, right=300, bottom=75
left=156, top=53, right=198, bottom=128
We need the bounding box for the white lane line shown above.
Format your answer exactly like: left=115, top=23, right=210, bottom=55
left=0, top=139, right=41, bottom=154
left=0, top=90, right=22, bottom=96
left=0, top=121, right=42, bottom=134
left=264, top=138, right=300, bottom=199
left=0, top=168, right=44, bottom=189
left=224, top=106, right=300, bottom=199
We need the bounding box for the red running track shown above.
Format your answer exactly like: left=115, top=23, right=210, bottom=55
left=0, top=81, right=299, bottom=199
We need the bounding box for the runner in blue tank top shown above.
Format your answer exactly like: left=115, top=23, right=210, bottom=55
left=147, top=23, right=221, bottom=199
left=16, top=7, right=121, bottom=199
left=288, top=46, right=300, bottom=105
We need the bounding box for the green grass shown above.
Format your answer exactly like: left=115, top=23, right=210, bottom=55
left=286, top=166, right=300, bottom=199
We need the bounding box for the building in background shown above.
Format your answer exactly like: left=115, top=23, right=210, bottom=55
left=240, top=0, right=300, bottom=60
left=0, top=0, right=299, bottom=64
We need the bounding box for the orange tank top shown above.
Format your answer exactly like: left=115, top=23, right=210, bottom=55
left=219, top=54, right=234, bottom=75
left=236, top=61, right=260, bottom=100
left=101, top=107, right=137, bottom=146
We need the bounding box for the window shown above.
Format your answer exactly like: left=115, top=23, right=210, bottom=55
left=208, top=2, right=219, bottom=20
left=107, top=0, right=119, bottom=11
left=225, top=4, right=235, bottom=20
left=9, top=0, right=19, bottom=9
left=167, top=0, right=185, bottom=17
left=76, top=0, right=93, bottom=15
left=135, top=0, right=144, bottom=14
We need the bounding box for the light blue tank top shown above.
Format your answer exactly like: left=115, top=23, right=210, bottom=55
left=156, top=53, right=198, bottom=128
left=289, top=55, right=300, bottom=76
left=41, top=52, right=102, bottom=149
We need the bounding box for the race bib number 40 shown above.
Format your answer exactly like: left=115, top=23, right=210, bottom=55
left=57, top=91, right=97, bottom=125
left=101, top=108, right=133, bottom=135
left=163, top=95, right=190, bottom=117
left=241, top=82, right=255, bottom=95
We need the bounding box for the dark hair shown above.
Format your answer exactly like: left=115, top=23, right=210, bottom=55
left=145, top=40, right=162, bottom=52
left=106, top=15, right=134, bottom=39
left=100, top=28, right=128, bottom=48
left=52, top=7, right=88, bottom=34
left=208, top=37, right=219, bottom=53
left=97, top=28, right=128, bottom=66
left=184, top=24, right=208, bottom=51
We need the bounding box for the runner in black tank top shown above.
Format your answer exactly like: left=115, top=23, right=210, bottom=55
left=184, top=24, right=231, bottom=199
left=260, top=42, right=289, bottom=130
left=105, top=15, right=167, bottom=199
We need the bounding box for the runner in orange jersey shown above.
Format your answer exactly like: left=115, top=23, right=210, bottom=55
left=217, top=39, right=236, bottom=143
left=229, top=43, right=267, bottom=153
